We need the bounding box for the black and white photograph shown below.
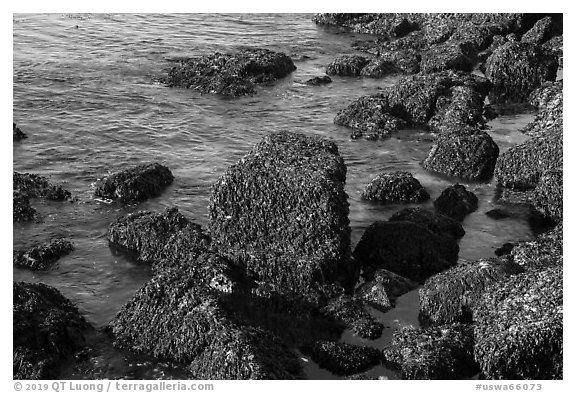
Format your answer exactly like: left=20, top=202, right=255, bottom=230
left=11, top=5, right=567, bottom=388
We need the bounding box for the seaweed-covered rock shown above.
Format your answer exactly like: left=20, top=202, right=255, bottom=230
left=361, top=268, right=418, bottom=303
left=494, top=128, right=562, bottom=189
left=164, top=48, right=296, bottom=96
left=383, top=324, right=478, bottom=379
left=420, top=41, right=477, bottom=74
left=321, top=295, right=383, bottom=339
left=360, top=58, right=401, bottom=78
left=543, top=35, right=563, bottom=68
left=377, top=48, right=422, bottom=74
left=14, top=239, right=74, bottom=271
left=14, top=282, right=89, bottom=379
left=305, top=75, right=332, bottom=86
left=355, top=280, right=392, bottom=312
left=522, top=81, right=562, bottom=136
left=14, top=172, right=72, bottom=201
left=474, top=266, right=563, bottom=379
left=484, top=41, right=558, bottom=105
left=531, top=170, right=562, bottom=223
left=353, top=221, right=459, bottom=283
left=521, top=16, right=557, bottom=45
left=312, top=13, right=422, bottom=38
left=326, top=55, right=370, bottom=76
left=361, top=171, right=429, bottom=203
left=389, top=207, right=465, bottom=239
left=13, top=122, right=27, bottom=140
left=13, top=190, right=37, bottom=222
left=511, top=224, right=562, bottom=272
left=423, top=129, right=499, bottom=181
left=419, top=258, right=524, bottom=326
left=301, top=341, right=382, bottom=376
left=109, top=267, right=301, bottom=379
left=434, top=184, right=478, bottom=221
left=428, top=85, right=488, bottom=132
left=209, top=131, right=353, bottom=301
left=94, top=163, right=173, bottom=204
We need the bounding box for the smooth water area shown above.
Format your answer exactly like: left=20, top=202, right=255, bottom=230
left=13, top=13, right=537, bottom=379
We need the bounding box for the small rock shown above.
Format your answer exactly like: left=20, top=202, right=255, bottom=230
left=13, top=122, right=28, bottom=140
left=14, top=239, right=74, bottom=270
left=326, top=55, right=370, bottom=76
left=434, top=184, right=478, bottom=221
left=305, top=75, right=332, bottom=86
left=361, top=171, right=429, bottom=203
left=301, top=341, right=382, bottom=376
left=321, top=295, right=384, bottom=339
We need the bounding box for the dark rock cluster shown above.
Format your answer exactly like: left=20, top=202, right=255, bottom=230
left=13, top=172, right=72, bottom=222
left=14, top=239, right=74, bottom=271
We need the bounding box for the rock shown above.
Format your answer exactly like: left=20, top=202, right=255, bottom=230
left=301, top=341, right=382, bottom=376
left=383, top=324, right=478, bottom=379
left=360, top=58, right=402, bottom=78
left=305, top=75, right=332, bottom=86
left=527, top=80, right=562, bottom=111
left=420, top=41, right=477, bottom=74
left=361, top=171, right=429, bottom=203
left=543, top=35, right=563, bottom=68
left=14, top=172, right=72, bottom=201
left=355, top=280, right=392, bottom=312
left=361, top=268, right=418, bottom=303
left=522, top=81, right=562, bottom=137
left=14, top=282, right=89, bottom=379
left=485, top=208, right=511, bottom=220
left=428, top=85, right=488, bottom=132
left=521, top=16, right=557, bottom=45
left=484, top=41, right=558, bottom=105
left=14, top=239, right=74, bottom=271
left=510, top=224, right=562, bottom=272
left=109, top=267, right=302, bottom=379
left=13, top=122, right=27, bottom=140
left=419, top=258, right=524, bottom=326
left=494, top=128, right=562, bottom=190
left=312, top=13, right=423, bottom=38
left=94, top=163, right=174, bottom=204
left=13, top=190, right=37, bottom=222
left=209, top=131, right=354, bottom=301
left=321, top=295, right=384, bottom=339
left=422, top=129, right=499, bottom=181
left=353, top=221, right=459, bottom=283
left=531, top=170, right=562, bottom=223
left=495, top=242, right=515, bottom=256
left=326, top=55, right=370, bottom=76
left=164, top=48, right=296, bottom=96
left=434, top=184, right=478, bottom=221
left=473, top=266, right=562, bottom=379
left=389, top=207, right=465, bottom=239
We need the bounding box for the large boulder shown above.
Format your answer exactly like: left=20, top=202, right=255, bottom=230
left=419, top=258, right=524, bottom=326
left=522, top=81, right=562, bottom=137
left=360, top=58, right=402, bottom=78
left=521, top=16, right=558, bottom=45
left=94, top=163, right=174, bottom=204
left=422, top=128, right=499, bottom=181
left=301, top=341, right=382, bottom=376
left=14, top=282, right=89, bottom=379
left=510, top=224, right=562, bottom=272
left=209, top=131, right=354, bottom=301
left=353, top=221, right=459, bottom=283
left=389, top=207, right=465, bottom=239
left=361, top=171, right=429, bottom=203
left=484, top=41, right=558, bottom=105
left=531, top=170, right=562, bottom=223
left=433, top=184, right=478, bottom=221
left=427, top=85, right=488, bottom=132
left=420, top=41, right=477, bottom=74
left=312, top=13, right=423, bottom=38
left=494, top=127, right=562, bottom=190
left=326, top=55, right=370, bottom=76
left=14, top=239, right=74, bottom=271
left=383, top=323, right=478, bottom=379
left=473, top=266, right=563, bottom=379
left=164, top=48, right=296, bottom=96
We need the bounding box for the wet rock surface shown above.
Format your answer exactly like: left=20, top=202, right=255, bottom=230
left=361, top=268, right=418, bottom=304
left=301, top=341, right=382, bottom=376
left=164, top=48, right=296, bottom=96
left=389, top=207, right=465, bottom=239
left=14, top=239, right=74, bottom=271
left=326, top=55, right=369, bottom=76
left=383, top=324, right=478, bottom=379
left=354, top=220, right=459, bottom=283
left=474, top=266, right=563, bottom=379
left=510, top=224, right=562, bottom=272
left=13, top=122, right=27, bottom=140
left=522, top=80, right=562, bottom=137
left=94, top=163, right=174, bottom=204
left=13, top=172, right=73, bottom=222
left=305, top=75, right=332, bottom=86
left=14, top=282, right=89, bottom=379
left=361, top=171, right=429, bottom=203
left=531, top=170, right=562, bottom=224
left=321, top=295, right=384, bottom=340
left=419, top=258, right=524, bottom=326
left=434, top=184, right=478, bottom=221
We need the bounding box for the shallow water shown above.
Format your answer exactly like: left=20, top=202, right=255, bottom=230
left=13, top=13, right=538, bottom=379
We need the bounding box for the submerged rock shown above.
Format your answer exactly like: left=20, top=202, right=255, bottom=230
left=209, top=131, right=354, bottom=301
left=434, top=184, right=478, bottom=221
left=14, top=282, right=89, bottom=379
left=164, top=48, right=296, bottom=96
left=474, top=266, right=563, bottom=379
left=321, top=295, right=384, bottom=339
left=389, top=207, right=465, bottom=239
left=494, top=128, right=562, bottom=190
left=423, top=129, right=499, bottom=181
left=14, top=239, right=74, bottom=271
left=305, top=75, right=332, bottom=86
left=301, top=341, right=382, bottom=376
left=94, top=163, right=173, bottom=204
left=484, top=41, right=558, bottom=105
left=361, top=171, right=429, bottom=203
left=383, top=323, right=478, bottom=379
left=326, top=55, right=370, bottom=76
left=353, top=221, right=459, bottom=283
left=13, top=122, right=27, bottom=140
left=419, top=258, right=524, bottom=326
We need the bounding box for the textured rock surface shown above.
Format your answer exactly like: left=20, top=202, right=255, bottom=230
left=474, top=266, right=563, bottom=379
left=419, top=258, right=524, bottom=325
left=355, top=280, right=393, bottom=312
left=94, top=163, right=174, bottom=204
left=321, top=295, right=384, bottom=339
left=326, top=55, right=370, bottom=76
left=209, top=131, right=353, bottom=300
left=301, top=341, right=382, bottom=376
left=14, top=282, right=89, bottom=379
left=361, top=268, right=418, bottom=303
left=389, top=207, right=465, bottom=239
left=14, top=239, right=74, bottom=270
left=510, top=224, right=562, bottom=272
left=522, top=80, right=562, bottom=136
left=354, top=221, right=459, bottom=283
left=13, top=172, right=72, bottom=222
left=164, top=48, right=296, bottom=96
left=361, top=171, right=429, bottom=203
left=360, top=58, right=401, bottom=78
left=434, top=184, right=478, bottom=221
left=531, top=170, right=562, bottom=223
left=305, top=75, right=332, bottom=86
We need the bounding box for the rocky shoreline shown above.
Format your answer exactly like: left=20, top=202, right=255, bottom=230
left=14, top=13, right=563, bottom=380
